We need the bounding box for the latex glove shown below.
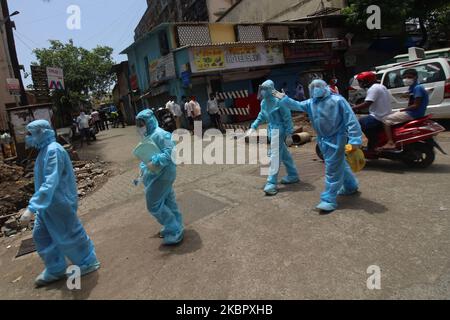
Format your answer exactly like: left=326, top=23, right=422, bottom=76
left=19, top=208, right=34, bottom=226
left=285, top=135, right=294, bottom=147
left=245, top=128, right=256, bottom=137
left=272, top=89, right=286, bottom=100
left=146, top=162, right=158, bottom=172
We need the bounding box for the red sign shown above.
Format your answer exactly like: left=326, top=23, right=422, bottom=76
left=130, top=74, right=139, bottom=91
left=283, top=43, right=332, bottom=62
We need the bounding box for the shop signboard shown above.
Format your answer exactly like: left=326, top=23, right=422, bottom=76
left=189, top=44, right=284, bottom=73
left=283, top=43, right=332, bottom=62
left=46, top=67, right=65, bottom=90
left=149, top=53, right=176, bottom=85
left=6, top=78, right=20, bottom=96
left=8, top=107, right=52, bottom=143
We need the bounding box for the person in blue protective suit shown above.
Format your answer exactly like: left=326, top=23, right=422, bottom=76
left=135, top=109, right=184, bottom=245
left=18, top=120, right=100, bottom=287
left=246, top=79, right=299, bottom=196
left=274, top=79, right=363, bottom=212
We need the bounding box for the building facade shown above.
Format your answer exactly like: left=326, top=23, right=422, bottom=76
left=0, top=0, right=26, bottom=131
left=135, top=0, right=239, bottom=41
left=217, top=0, right=347, bottom=23
left=122, top=21, right=345, bottom=127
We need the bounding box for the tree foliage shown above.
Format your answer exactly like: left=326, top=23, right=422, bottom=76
left=33, top=40, right=115, bottom=112
left=342, top=0, right=449, bottom=47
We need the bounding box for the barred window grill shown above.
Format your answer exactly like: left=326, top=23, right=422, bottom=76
left=177, top=25, right=211, bottom=47
left=237, top=25, right=264, bottom=42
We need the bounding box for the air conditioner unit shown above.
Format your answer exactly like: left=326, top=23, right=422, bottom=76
left=408, top=47, right=425, bottom=61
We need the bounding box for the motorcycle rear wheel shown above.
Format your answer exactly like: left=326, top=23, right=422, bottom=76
left=402, top=142, right=435, bottom=169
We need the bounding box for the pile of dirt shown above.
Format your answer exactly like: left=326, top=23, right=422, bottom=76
left=0, top=159, right=110, bottom=237
left=73, top=160, right=110, bottom=197
left=0, top=162, right=34, bottom=237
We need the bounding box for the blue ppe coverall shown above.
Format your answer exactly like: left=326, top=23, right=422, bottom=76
left=279, top=80, right=363, bottom=211
left=136, top=109, right=184, bottom=245
left=251, top=80, right=299, bottom=192
left=26, top=120, right=98, bottom=278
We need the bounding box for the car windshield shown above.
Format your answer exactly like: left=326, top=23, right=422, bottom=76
left=383, top=62, right=446, bottom=89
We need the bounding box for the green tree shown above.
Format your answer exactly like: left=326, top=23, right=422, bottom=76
left=33, top=40, right=115, bottom=124
left=342, top=0, right=449, bottom=47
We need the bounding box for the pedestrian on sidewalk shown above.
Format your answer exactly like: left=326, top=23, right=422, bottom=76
left=135, top=109, right=184, bottom=245
left=90, top=109, right=101, bottom=132
left=19, top=120, right=100, bottom=287
left=77, top=111, right=91, bottom=147
left=166, top=99, right=182, bottom=129
left=99, top=108, right=109, bottom=131
left=207, top=93, right=221, bottom=130
left=118, top=101, right=126, bottom=128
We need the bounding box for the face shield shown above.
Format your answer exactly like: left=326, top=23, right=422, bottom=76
left=257, top=85, right=270, bottom=101
left=136, top=119, right=147, bottom=138
left=308, top=80, right=328, bottom=100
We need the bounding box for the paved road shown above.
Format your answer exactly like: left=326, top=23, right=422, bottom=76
left=1, top=127, right=449, bottom=299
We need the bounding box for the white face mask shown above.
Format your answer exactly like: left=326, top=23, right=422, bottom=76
left=403, top=78, right=415, bottom=86
left=137, top=126, right=147, bottom=138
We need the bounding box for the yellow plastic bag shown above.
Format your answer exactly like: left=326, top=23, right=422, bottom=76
left=345, top=144, right=366, bottom=173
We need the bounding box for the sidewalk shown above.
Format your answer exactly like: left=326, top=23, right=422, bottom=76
left=0, top=127, right=449, bottom=299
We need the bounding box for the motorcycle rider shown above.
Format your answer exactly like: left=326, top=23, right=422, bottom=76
left=379, top=69, right=429, bottom=150
left=353, top=72, right=392, bottom=151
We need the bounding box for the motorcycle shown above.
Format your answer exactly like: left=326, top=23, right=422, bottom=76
left=315, top=115, right=447, bottom=169
left=153, top=106, right=177, bottom=133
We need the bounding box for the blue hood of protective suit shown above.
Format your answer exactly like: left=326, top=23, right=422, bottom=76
left=309, top=79, right=332, bottom=103
left=136, top=109, right=159, bottom=137
left=26, top=120, right=56, bottom=149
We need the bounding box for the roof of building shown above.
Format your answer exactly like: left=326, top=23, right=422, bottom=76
left=120, top=21, right=313, bottom=54
left=171, top=38, right=342, bottom=52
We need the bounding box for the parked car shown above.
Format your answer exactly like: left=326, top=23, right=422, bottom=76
left=380, top=57, right=450, bottom=119
left=349, top=58, right=450, bottom=119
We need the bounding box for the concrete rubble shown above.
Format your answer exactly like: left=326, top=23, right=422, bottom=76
left=0, top=159, right=110, bottom=237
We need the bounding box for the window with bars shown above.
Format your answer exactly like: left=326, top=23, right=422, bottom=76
left=177, top=25, right=211, bottom=47
left=237, top=25, right=264, bottom=42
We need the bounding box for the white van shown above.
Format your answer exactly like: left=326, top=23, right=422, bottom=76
left=379, top=58, right=450, bottom=118
left=349, top=58, right=450, bottom=119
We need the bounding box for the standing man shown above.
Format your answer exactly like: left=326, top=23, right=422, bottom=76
left=328, top=77, right=340, bottom=95
left=90, top=109, right=101, bottom=132
left=274, top=79, right=363, bottom=212
left=99, top=108, right=109, bottom=131
left=207, top=93, right=221, bottom=130
left=353, top=71, right=392, bottom=150
left=246, top=80, right=299, bottom=196
left=76, top=111, right=92, bottom=147
left=166, top=99, right=182, bottom=129
left=117, top=104, right=126, bottom=128
left=19, top=120, right=100, bottom=287
left=182, top=96, right=193, bottom=132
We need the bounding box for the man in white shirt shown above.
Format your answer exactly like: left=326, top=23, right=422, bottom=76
left=76, top=111, right=92, bottom=147
left=207, top=93, right=221, bottom=130
left=166, top=99, right=182, bottom=129
left=353, top=71, right=392, bottom=150
left=182, top=96, right=193, bottom=131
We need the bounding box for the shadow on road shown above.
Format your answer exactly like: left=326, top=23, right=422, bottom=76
left=38, top=270, right=99, bottom=300
left=337, top=192, right=388, bottom=214
left=158, top=229, right=202, bottom=256
left=364, top=160, right=450, bottom=175
left=278, top=181, right=316, bottom=193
